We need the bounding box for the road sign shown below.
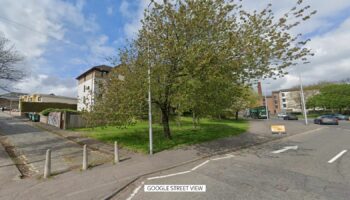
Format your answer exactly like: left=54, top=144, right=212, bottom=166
left=271, top=125, right=286, bottom=134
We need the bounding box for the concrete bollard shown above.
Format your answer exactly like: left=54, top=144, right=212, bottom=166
left=82, top=144, right=88, bottom=170
left=44, top=149, right=51, bottom=178
left=114, top=141, right=119, bottom=164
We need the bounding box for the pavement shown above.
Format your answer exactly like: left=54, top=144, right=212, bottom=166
left=0, top=140, right=21, bottom=187
left=0, top=112, right=326, bottom=200
left=120, top=121, right=350, bottom=200
left=0, top=112, right=112, bottom=177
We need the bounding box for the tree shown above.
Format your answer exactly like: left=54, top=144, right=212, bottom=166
left=228, top=87, right=260, bottom=120
left=93, top=0, right=315, bottom=139
left=306, top=84, right=350, bottom=112
left=0, top=34, right=24, bottom=89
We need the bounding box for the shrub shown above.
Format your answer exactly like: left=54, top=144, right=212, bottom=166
left=40, top=108, right=80, bottom=116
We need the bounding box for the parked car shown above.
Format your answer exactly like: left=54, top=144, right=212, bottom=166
left=331, top=114, right=349, bottom=120
left=278, top=113, right=288, bottom=119
left=314, top=115, right=339, bottom=125
left=283, top=114, right=298, bottom=120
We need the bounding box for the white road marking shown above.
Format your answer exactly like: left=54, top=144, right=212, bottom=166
left=147, top=170, right=191, bottom=180
left=328, top=150, right=347, bottom=163
left=126, top=154, right=234, bottom=200
left=191, top=160, right=210, bottom=171
left=271, top=145, right=298, bottom=154
left=126, top=181, right=145, bottom=200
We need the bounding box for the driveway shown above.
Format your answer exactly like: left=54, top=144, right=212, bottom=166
left=0, top=112, right=111, bottom=177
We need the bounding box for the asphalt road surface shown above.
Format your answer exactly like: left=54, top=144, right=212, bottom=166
left=125, top=121, right=350, bottom=200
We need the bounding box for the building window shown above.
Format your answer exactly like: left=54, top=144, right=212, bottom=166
left=283, top=104, right=287, bottom=108
left=38, top=97, right=42, bottom=102
left=282, top=93, right=285, bottom=97
left=274, top=100, right=278, bottom=104
left=282, top=99, right=286, bottom=102
left=275, top=105, right=278, bottom=109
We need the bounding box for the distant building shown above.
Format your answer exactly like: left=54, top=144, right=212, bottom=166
left=20, top=93, right=77, bottom=104
left=76, top=65, right=114, bottom=111
left=270, top=89, right=319, bottom=113
left=257, top=82, right=319, bottom=115
left=0, top=92, right=27, bottom=110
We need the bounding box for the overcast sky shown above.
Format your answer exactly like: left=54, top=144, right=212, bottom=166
left=0, top=0, right=349, bottom=97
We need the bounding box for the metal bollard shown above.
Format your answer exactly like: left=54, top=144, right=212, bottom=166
left=114, top=141, right=119, bottom=164
left=82, top=144, right=88, bottom=170
left=44, top=149, right=51, bottom=178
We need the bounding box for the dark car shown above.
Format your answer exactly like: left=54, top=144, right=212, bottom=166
left=314, top=115, right=339, bottom=125
left=283, top=114, right=298, bottom=120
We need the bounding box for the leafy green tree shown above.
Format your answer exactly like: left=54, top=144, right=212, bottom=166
left=91, top=0, right=315, bottom=139
left=307, top=84, right=350, bottom=112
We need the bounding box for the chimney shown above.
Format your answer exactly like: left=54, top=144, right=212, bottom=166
left=257, top=82, right=262, bottom=97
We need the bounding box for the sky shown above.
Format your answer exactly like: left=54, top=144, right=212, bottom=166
left=0, top=0, right=350, bottom=97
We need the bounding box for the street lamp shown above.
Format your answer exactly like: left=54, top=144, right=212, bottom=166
left=147, top=0, right=154, bottom=155
left=299, top=73, right=308, bottom=125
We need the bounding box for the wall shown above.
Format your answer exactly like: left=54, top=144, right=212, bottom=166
left=40, top=114, right=48, bottom=124
left=20, top=102, right=77, bottom=113
left=41, top=96, right=77, bottom=104
left=48, top=112, right=62, bottom=128
left=0, top=99, right=19, bottom=110
left=77, top=71, right=96, bottom=111
left=63, top=112, right=86, bottom=129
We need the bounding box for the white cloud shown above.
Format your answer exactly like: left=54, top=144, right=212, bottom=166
left=0, top=0, right=102, bottom=96
left=262, top=16, right=350, bottom=94
left=14, top=74, right=77, bottom=97
left=119, top=0, right=149, bottom=38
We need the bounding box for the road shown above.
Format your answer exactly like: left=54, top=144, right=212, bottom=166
left=123, top=121, right=350, bottom=200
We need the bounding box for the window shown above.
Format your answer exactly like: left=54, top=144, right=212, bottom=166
left=87, top=86, right=90, bottom=90
left=101, top=71, right=108, bottom=77
left=282, top=99, right=286, bottom=102
left=83, top=85, right=85, bottom=92
left=83, top=96, right=86, bottom=104
left=274, top=100, right=278, bottom=104
left=275, top=105, right=278, bottom=109
left=282, top=93, right=285, bottom=97
left=38, top=97, right=42, bottom=102
left=283, top=104, right=287, bottom=108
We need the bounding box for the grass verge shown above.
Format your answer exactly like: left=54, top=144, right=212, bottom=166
left=75, top=117, right=248, bottom=153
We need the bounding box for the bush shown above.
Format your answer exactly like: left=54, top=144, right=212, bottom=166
left=41, top=108, right=80, bottom=116
left=20, top=102, right=77, bottom=113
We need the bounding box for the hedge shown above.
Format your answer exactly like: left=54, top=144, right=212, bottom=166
left=41, top=108, right=80, bottom=116
left=20, top=102, right=77, bottom=113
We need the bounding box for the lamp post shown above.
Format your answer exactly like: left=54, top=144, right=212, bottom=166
left=147, top=0, right=154, bottom=155
left=299, top=73, right=308, bottom=125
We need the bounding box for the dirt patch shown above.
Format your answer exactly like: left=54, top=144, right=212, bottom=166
left=0, top=135, right=37, bottom=178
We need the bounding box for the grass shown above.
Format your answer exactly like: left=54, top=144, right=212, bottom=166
left=75, top=117, right=248, bottom=153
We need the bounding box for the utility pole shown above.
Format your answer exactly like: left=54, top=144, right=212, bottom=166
left=147, top=0, right=154, bottom=155
left=299, top=73, right=308, bottom=125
